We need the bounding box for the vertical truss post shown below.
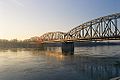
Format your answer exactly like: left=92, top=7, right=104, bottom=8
left=98, top=22, right=101, bottom=37
left=82, top=26, right=84, bottom=38
left=109, top=20, right=112, bottom=36
left=101, top=19, right=103, bottom=37
left=100, top=20, right=103, bottom=37
left=90, top=22, right=92, bottom=39
left=115, top=18, right=117, bottom=36
left=108, top=20, right=110, bottom=37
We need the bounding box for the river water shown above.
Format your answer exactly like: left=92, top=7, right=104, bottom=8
left=0, top=45, right=120, bottom=80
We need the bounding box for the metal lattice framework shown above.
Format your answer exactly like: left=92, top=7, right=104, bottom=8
left=40, top=32, right=66, bottom=42
left=65, top=13, right=120, bottom=40
left=39, top=13, right=120, bottom=42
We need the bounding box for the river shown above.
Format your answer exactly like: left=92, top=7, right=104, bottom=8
left=0, top=45, right=120, bottom=80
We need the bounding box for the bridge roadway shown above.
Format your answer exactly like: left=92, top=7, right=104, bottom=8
left=41, top=35, right=120, bottom=43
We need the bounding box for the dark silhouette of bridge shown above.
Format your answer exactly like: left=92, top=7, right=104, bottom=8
left=33, top=13, right=120, bottom=43
left=30, top=13, right=120, bottom=55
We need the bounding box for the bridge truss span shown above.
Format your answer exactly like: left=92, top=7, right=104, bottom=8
left=65, top=13, right=120, bottom=40
left=40, top=32, right=66, bottom=42
left=38, top=13, right=120, bottom=43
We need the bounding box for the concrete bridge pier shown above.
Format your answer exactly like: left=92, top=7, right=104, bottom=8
left=62, top=42, right=74, bottom=55
left=38, top=43, right=47, bottom=51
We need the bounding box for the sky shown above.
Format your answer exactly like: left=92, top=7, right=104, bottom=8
left=0, top=0, right=120, bottom=40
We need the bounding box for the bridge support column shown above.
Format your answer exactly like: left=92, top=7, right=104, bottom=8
left=62, top=42, right=74, bottom=55
left=38, top=43, right=47, bottom=51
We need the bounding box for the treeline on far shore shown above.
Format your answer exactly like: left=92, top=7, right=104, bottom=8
left=0, top=39, right=40, bottom=48
left=0, top=39, right=120, bottom=48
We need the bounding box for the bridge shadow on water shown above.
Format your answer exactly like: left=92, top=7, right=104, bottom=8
left=0, top=43, right=120, bottom=80
left=30, top=43, right=120, bottom=80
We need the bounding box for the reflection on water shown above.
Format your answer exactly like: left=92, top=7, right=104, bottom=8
left=0, top=46, right=120, bottom=80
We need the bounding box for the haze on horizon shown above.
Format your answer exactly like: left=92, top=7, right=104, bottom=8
left=0, top=0, right=120, bottom=40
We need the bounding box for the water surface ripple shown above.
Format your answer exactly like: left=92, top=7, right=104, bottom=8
left=0, top=45, right=120, bottom=80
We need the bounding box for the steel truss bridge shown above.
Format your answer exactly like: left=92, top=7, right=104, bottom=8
left=33, top=13, right=120, bottom=43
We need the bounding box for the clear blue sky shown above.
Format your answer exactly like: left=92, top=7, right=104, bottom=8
left=0, top=0, right=120, bottom=40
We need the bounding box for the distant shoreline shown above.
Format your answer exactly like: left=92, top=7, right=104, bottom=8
left=0, top=39, right=120, bottom=48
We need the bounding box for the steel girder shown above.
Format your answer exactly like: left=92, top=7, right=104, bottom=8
left=40, top=32, right=66, bottom=42
left=65, top=13, right=120, bottom=40
left=39, top=13, right=120, bottom=42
